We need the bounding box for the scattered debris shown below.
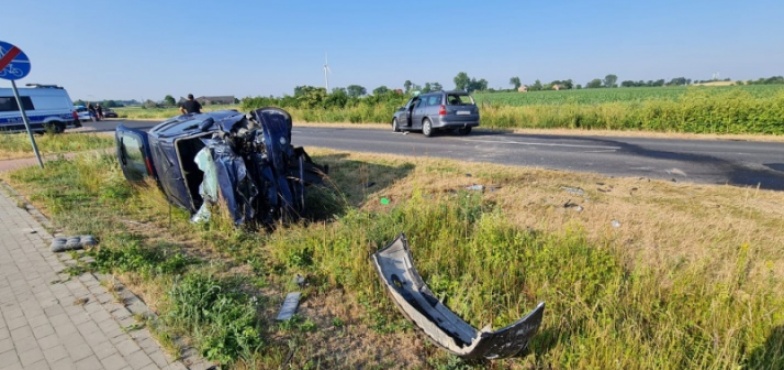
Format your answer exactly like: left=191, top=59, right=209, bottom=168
left=564, top=200, right=583, bottom=212
left=276, top=292, right=302, bottom=321
left=294, top=274, right=306, bottom=287
left=51, top=235, right=98, bottom=252
left=372, top=234, right=545, bottom=359
left=465, top=173, right=472, bottom=177
left=380, top=197, right=390, bottom=205
left=73, top=297, right=89, bottom=306
left=560, top=186, right=585, bottom=196
left=465, top=184, right=485, bottom=192
left=611, top=219, right=621, bottom=228
left=366, top=182, right=376, bottom=188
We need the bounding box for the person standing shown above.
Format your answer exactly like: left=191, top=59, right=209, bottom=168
left=179, top=94, right=202, bottom=114
left=87, top=102, right=97, bottom=122
left=96, top=104, right=103, bottom=120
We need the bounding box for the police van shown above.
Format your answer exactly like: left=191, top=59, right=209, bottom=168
left=0, top=84, right=80, bottom=133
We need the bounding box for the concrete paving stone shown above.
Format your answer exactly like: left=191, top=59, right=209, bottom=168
left=37, top=333, right=60, bottom=350
left=0, top=347, right=20, bottom=365
left=116, top=339, right=143, bottom=357
left=76, top=321, right=101, bottom=338
left=90, top=340, right=119, bottom=360
left=137, top=363, right=161, bottom=370
left=65, top=341, right=96, bottom=363
left=147, top=350, right=170, bottom=367
left=70, top=311, right=92, bottom=326
left=0, top=337, right=13, bottom=353
left=83, top=330, right=109, bottom=347
left=19, top=347, right=45, bottom=367
left=0, top=359, right=22, bottom=370
left=49, top=313, right=72, bottom=329
left=43, top=304, right=65, bottom=317
left=43, top=344, right=69, bottom=364
left=11, top=325, right=33, bottom=341
left=162, top=362, right=189, bottom=370
left=88, top=308, right=112, bottom=323
left=32, top=323, right=55, bottom=339
left=0, top=328, right=8, bottom=341
left=26, top=359, right=52, bottom=370
left=74, top=355, right=103, bottom=370
left=124, top=349, right=154, bottom=369
left=100, top=353, right=130, bottom=370
left=49, top=357, right=76, bottom=370
left=15, top=334, right=39, bottom=353
left=54, top=321, right=79, bottom=337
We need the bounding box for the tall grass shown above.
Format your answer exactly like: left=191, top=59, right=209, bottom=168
left=0, top=132, right=114, bottom=160
left=3, top=151, right=784, bottom=368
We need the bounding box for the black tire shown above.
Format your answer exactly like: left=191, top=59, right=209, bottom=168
left=44, top=121, right=65, bottom=134
left=458, top=126, right=472, bottom=135
left=422, top=119, right=433, bottom=137
left=392, top=118, right=400, bottom=132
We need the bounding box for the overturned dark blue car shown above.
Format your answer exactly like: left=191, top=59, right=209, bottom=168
left=115, top=108, right=327, bottom=226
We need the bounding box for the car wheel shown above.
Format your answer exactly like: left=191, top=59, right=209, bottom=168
left=458, top=126, right=472, bottom=135
left=44, top=121, right=64, bottom=134
left=422, top=119, right=433, bottom=137
left=392, top=118, right=400, bottom=132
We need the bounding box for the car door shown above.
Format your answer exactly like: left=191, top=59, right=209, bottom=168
left=411, top=97, right=426, bottom=128
left=115, top=124, right=156, bottom=182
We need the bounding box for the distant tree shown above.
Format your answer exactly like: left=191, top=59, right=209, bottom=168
left=143, top=99, right=159, bottom=109
left=346, top=85, right=367, bottom=98
left=667, top=77, right=688, bottom=86
left=74, top=99, right=85, bottom=106
left=454, top=72, right=470, bottom=91
left=104, top=100, right=119, bottom=108
left=373, top=86, right=390, bottom=95
left=621, top=80, right=635, bottom=87
left=326, top=88, right=348, bottom=108
left=163, top=95, right=176, bottom=107
left=234, top=97, right=240, bottom=104
left=652, top=79, right=665, bottom=87
left=422, top=83, right=432, bottom=93
left=509, top=76, right=522, bottom=90
left=562, top=79, right=573, bottom=89
left=603, top=74, right=618, bottom=88
left=467, top=78, right=488, bottom=93
left=586, top=79, right=603, bottom=88
left=431, top=82, right=443, bottom=91
left=576, top=84, right=582, bottom=89
left=531, top=79, right=543, bottom=91
left=403, top=80, right=412, bottom=93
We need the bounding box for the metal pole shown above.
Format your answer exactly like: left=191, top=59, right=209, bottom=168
left=10, top=79, right=44, bottom=168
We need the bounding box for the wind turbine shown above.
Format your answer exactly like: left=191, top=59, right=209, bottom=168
left=323, top=53, right=331, bottom=91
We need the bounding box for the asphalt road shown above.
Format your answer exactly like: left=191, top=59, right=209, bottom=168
left=84, top=119, right=784, bottom=190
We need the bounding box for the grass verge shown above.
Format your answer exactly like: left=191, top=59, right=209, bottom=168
left=0, top=132, right=114, bottom=160
left=2, top=149, right=784, bottom=369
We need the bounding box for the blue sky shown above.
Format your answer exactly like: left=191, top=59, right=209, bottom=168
left=3, top=0, right=782, bottom=101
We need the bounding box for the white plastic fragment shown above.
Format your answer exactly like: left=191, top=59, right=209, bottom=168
left=276, top=292, right=302, bottom=321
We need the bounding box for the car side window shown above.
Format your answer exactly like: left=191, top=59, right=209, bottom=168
left=427, top=95, right=440, bottom=106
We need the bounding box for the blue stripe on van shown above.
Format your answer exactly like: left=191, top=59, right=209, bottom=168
left=0, top=113, right=74, bottom=125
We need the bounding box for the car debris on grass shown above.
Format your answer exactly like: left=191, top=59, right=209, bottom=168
left=372, top=234, right=545, bottom=359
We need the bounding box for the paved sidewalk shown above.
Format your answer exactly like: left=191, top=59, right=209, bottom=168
left=0, top=188, right=189, bottom=370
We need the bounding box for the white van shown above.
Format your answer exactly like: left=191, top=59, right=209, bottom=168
left=0, top=84, right=80, bottom=133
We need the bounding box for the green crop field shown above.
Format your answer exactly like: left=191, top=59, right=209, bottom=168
left=473, top=85, right=784, bottom=107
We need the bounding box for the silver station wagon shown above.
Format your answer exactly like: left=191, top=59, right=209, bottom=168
left=391, top=91, right=480, bottom=137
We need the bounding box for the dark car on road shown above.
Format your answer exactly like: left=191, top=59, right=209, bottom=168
left=115, top=108, right=327, bottom=226
left=391, top=91, right=480, bottom=136
left=102, top=108, right=118, bottom=118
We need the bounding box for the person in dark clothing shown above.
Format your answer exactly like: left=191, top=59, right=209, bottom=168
left=179, top=94, right=202, bottom=114
left=87, top=103, right=97, bottom=122
left=96, top=104, right=103, bottom=120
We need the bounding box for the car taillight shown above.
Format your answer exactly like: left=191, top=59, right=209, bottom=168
left=438, top=105, right=446, bottom=116
left=145, top=157, right=155, bottom=177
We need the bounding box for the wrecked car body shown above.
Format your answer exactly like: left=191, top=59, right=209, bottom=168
left=115, top=108, right=327, bottom=225
left=372, top=234, right=545, bottom=359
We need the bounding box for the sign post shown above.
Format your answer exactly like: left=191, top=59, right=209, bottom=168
left=0, top=41, right=43, bottom=168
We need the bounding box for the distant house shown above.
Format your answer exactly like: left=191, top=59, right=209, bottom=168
left=552, top=84, right=562, bottom=91
left=517, top=85, right=528, bottom=93
left=178, top=95, right=236, bottom=105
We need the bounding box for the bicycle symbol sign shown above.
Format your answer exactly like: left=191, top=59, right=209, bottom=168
left=0, top=41, right=31, bottom=81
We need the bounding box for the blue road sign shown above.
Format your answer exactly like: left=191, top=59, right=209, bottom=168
left=0, top=41, right=32, bottom=81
